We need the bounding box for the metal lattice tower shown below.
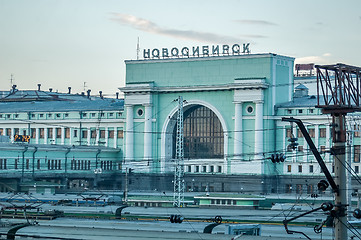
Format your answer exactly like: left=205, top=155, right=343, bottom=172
left=316, top=63, right=361, bottom=240
left=173, top=96, right=185, bottom=207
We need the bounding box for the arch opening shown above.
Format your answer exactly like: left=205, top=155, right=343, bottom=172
left=172, top=105, right=224, bottom=159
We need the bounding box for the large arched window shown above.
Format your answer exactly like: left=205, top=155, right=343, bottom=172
left=173, top=105, right=224, bottom=159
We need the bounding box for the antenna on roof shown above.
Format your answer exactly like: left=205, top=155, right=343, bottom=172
left=136, top=37, right=140, bottom=60
left=10, top=74, right=14, bottom=88
left=83, top=82, right=87, bottom=92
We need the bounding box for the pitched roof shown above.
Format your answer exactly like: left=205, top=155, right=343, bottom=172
left=0, top=90, right=124, bottom=113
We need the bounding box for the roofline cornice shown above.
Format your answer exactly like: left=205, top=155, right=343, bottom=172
left=120, top=81, right=269, bottom=94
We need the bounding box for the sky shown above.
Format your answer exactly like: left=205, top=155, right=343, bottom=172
left=0, top=0, right=360, bottom=98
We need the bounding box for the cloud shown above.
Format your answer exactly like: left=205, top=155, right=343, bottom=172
left=295, top=53, right=332, bottom=64
left=110, top=13, right=245, bottom=43
left=234, top=19, right=277, bottom=26
left=239, top=34, right=267, bottom=39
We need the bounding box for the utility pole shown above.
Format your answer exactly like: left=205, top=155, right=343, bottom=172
left=347, top=126, right=353, bottom=221
left=173, top=96, right=185, bottom=207
left=315, top=63, right=361, bottom=240
left=332, top=114, right=347, bottom=240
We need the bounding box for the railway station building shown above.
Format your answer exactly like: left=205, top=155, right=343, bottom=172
left=1, top=50, right=361, bottom=195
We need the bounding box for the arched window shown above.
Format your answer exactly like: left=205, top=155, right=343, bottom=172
left=173, top=105, right=224, bottom=159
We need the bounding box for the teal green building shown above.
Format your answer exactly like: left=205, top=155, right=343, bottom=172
left=0, top=88, right=124, bottom=192
left=120, top=53, right=297, bottom=192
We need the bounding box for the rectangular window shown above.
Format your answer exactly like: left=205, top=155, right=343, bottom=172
left=296, top=184, right=303, bottom=194
left=355, top=145, right=361, bottom=163
left=320, top=145, right=326, bottom=153
left=6, top=128, right=11, bottom=136
left=100, top=130, right=105, bottom=138
left=210, top=166, right=214, bottom=172
left=48, top=128, right=53, bottom=138
left=26, top=159, right=30, bottom=169
left=82, top=130, right=87, bottom=138
left=0, top=128, right=3, bottom=135
left=309, top=165, right=314, bottom=173
left=195, top=166, right=199, bottom=172
left=31, top=128, right=36, bottom=139
left=39, top=128, right=44, bottom=138
left=355, top=125, right=361, bottom=137
left=309, top=109, right=314, bottom=114
left=308, top=128, right=315, bottom=138
left=91, top=130, right=96, bottom=138
left=319, top=128, right=326, bottom=138
left=108, top=130, right=114, bottom=138
left=187, top=165, right=191, bottom=172
left=298, top=109, right=303, bottom=114
left=202, top=166, right=207, bottom=172
left=65, top=128, right=70, bottom=138
left=286, top=128, right=292, bottom=138
left=307, top=185, right=314, bottom=194
left=37, top=159, right=40, bottom=169
left=298, top=146, right=303, bottom=152
left=287, top=165, right=291, bottom=173
left=298, top=165, right=302, bottom=173
left=14, top=128, right=19, bottom=135
left=56, top=128, right=61, bottom=138
left=356, top=166, right=359, bottom=174
left=117, top=130, right=124, bottom=138
left=15, top=159, right=18, bottom=169
left=285, top=184, right=292, bottom=193
left=297, top=129, right=303, bottom=138
left=74, top=129, right=78, bottom=138
left=217, top=166, right=222, bottom=173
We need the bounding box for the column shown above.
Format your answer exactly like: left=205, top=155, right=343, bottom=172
left=11, top=128, right=14, bottom=142
left=95, top=127, right=100, bottom=146
left=144, top=104, right=152, bottom=161
left=254, top=101, right=264, bottom=157
left=61, top=127, right=65, bottom=145
left=125, top=105, right=134, bottom=160
left=87, top=128, right=91, bottom=146
left=234, top=102, right=243, bottom=160
left=105, top=127, right=109, bottom=147
left=44, top=128, right=48, bottom=144
left=35, top=128, right=39, bottom=144
left=69, top=127, right=73, bottom=145
left=52, top=128, right=56, bottom=144
left=113, top=127, right=117, bottom=148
